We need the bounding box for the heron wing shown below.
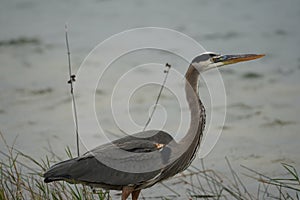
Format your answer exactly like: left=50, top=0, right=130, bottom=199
left=81, top=130, right=177, bottom=173
left=44, top=130, right=178, bottom=189
left=89, top=130, right=173, bottom=153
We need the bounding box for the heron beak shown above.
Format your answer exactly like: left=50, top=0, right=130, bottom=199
left=213, top=54, right=265, bottom=66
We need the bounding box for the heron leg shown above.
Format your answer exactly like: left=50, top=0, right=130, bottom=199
left=131, top=189, right=141, bottom=200
left=122, top=186, right=133, bottom=200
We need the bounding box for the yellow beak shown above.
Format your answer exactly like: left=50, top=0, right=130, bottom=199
left=213, top=54, right=265, bottom=65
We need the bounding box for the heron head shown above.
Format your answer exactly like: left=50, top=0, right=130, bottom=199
left=191, top=52, right=265, bottom=72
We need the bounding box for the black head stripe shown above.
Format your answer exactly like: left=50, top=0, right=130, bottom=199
left=191, top=53, right=219, bottom=63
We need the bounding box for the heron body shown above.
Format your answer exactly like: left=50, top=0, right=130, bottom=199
left=44, top=52, right=264, bottom=200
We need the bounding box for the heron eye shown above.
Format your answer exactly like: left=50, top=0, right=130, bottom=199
left=212, top=56, right=221, bottom=63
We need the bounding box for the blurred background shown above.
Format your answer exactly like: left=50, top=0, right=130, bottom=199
left=0, top=0, right=300, bottom=197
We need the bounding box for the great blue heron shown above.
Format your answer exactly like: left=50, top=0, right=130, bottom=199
left=44, top=52, right=264, bottom=200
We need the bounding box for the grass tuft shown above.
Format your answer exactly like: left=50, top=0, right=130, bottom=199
left=0, top=131, right=109, bottom=200
left=1, top=131, right=299, bottom=199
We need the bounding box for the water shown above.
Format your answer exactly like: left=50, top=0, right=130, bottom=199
left=1, top=0, right=300, bottom=197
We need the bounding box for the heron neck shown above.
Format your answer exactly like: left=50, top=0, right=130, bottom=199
left=179, top=65, right=205, bottom=156
left=185, top=65, right=200, bottom=97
